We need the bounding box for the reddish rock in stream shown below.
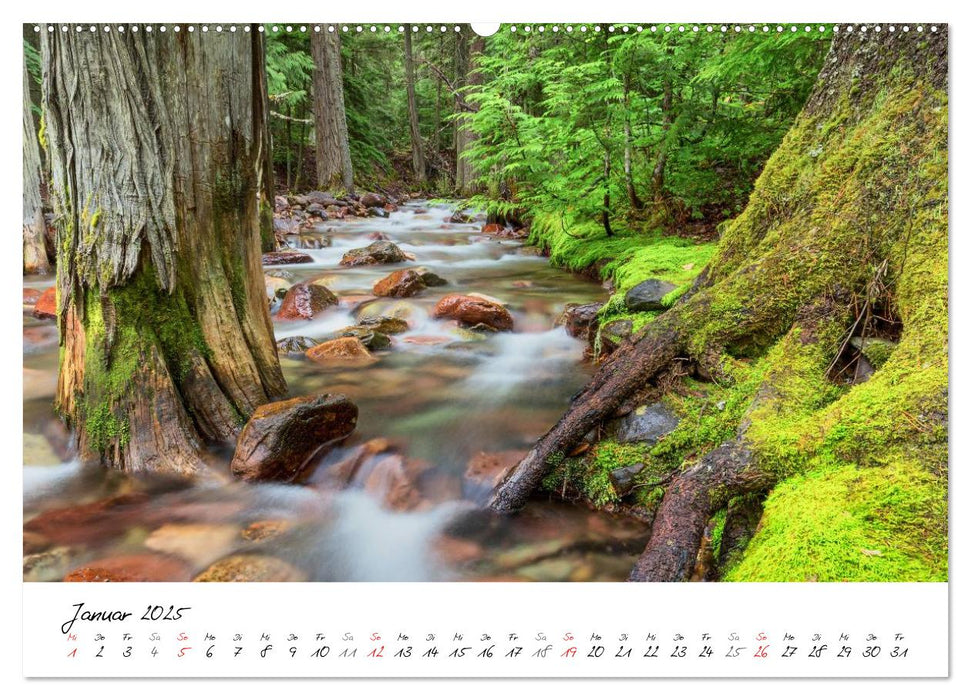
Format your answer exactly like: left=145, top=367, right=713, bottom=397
left=373, top=269, right=426, bottom=298
left=230, top=394, right=358, bottom=482
left=64, top=554, right=192, bottom=582
left=276, top=282, right=338, bottom=321
left=262, top=250, right=313, bottom=265
left=432, top=294, right=514, bottom=332
left=306, top=337, right=376, bottom=365
left=23, top=287, right=44, bottom=305
left=32, top=287, right=56, bottom=320
left=465, top=450, right=527, bottom=490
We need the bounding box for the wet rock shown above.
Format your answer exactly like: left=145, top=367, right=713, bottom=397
left=264, top=273, right=291, bottom=301
left=274, top=194, right=289, bottom=210
left=363, top=454, right=426, bottom=511
left=144, top=523, right=239, bottom=567
left=340, top=240, right=408, bottom=267
left=23, top=287, right=43, bottom=305
left=482, top=223, right=504, bottom=234
left=611, top=402, right=680, bottom=445
left=306, top=202, right=327, bottom=217
left=559, top=302, right=604, bottom=342
left=24, top=546, right=72, bottom=580
left=415, top=268, right=448, bottom=287
left=433, top=535, right=483, bottom=566
left=241, top=520, right=292, bottom=542
left=230, top=393, right=358, bottom=482
left=64, top=554, right=192, bottom=582
left=314, top=438, right=396, bottom=489
left=273, top=216, right=302, bottom=235
left=449, top=211, right=475, bottom=223
left=32, top=287, right=56, bottom=320
left=598, top=318, right=633, bottom=353
left=306, top=337, right=376, bottom=365
left=609, top=463, right=646, bottom=496
left=465, top=450, right=526, bottom=493
left=305, top=190, right=346, bottom=207
left=625, top=279, right=677, bottom=312
left=276, top=283, right=338, bottom=321
left=339, top=328, right=392, bottom=351
left=373, top=269, right=427, bottom=298
left=511, top=280, right=533, bottom=288
left=25, top=493, right=151, bottom=545
left=360, top=192, right=389, bottom=208
left=432, top=294, right=514, bottom=332
left=23, top=530, right=51, bottom=555
left=262, top=250, right=314, bottom=265
left=276, top=336, right=318, bottom=355
left=356, top=315, right=410, bottom=335
left=401, top=335, right=452, bottom=346
left=291, top=234, right=332, bottom=249
left=23, top=325, right=59, bottom=355
left=193, top=554, right=306, bottom=582
left=368, top=206, right=390, bottom=218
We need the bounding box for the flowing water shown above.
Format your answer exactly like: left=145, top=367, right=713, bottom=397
left=23, top=201, right=651, bottom=583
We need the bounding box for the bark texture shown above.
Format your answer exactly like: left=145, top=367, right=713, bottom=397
left=23, top=60, right=49, bottom=275
left=403, top=25, right=426, bottom=185
left=43, top=25, right=286, bottom=475
left=454, top=30, right=483, bottom=195
left=311, top=29, right=354, bottom=193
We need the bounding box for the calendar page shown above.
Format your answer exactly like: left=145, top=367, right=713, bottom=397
left=17, top=0, right=955, bottom=688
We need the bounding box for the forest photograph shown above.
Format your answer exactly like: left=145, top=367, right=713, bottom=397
left=22, top=23, right=947, bottom=584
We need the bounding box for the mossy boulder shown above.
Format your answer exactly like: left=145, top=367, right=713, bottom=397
left=339, top=240, right=408, bottom=267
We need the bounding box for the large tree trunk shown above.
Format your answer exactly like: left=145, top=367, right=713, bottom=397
left=42, top=24, right=287, bottom=475
left=23, top=60, right=49, bottom=275
left=404, top=25, right=426, bottom=186
left=454, top=31, right=483, bottom=196
left=311, top=29, right=354, bottom=193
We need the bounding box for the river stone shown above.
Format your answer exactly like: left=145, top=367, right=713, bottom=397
left=598, top=318, right=633, bottom=354
left=361, top=192, right=389, bottom=208
left=276, top=283, right=338, bottom=321
left=612, top=402, right=680, bottom=445
left=32, top=287, right=56, bottom=320
left=64, top=554, right=192, bottom=582
left=305, top=190, right=346, bottom=207
left=276, top=336, right=318, bottom=355
left=356, top=316, right=410, bottom=335
left=415, top=268, right=448, bottom=287
left=339, top=328, right=392, bottom=351
left=367, top=206, right=390, bottom=218
left=373, top=269, right=427, bottom=298
left=230, top=393, right=358, bottom=482
left=306, top=337, right=376, bottom=365
left=23, top=287, right=43, bottom=305
left=340, top=240, right=408, bottom=266
left=609, top=463, right=646, bottom=496
left=432, top=294, right=514, bottom=332
left=193, top=554, right=306, bottom=582
left=262, top=250, right=313, bottom=265
left=559, top=302, right=603, bottom=342
left=625, top=279, right=677, bottom=312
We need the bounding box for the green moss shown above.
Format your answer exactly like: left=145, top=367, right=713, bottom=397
left=725, top=457, right=947, bottom=582
left=77, top=266, right=214, bottom=454
left=530, top=211, right=715, bottom=296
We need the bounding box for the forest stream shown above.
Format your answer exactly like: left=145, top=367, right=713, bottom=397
left=23, top=201, right=652, bottom=583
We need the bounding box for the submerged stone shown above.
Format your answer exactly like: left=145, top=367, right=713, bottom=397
left=230, top=393, right=358, bottom=482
